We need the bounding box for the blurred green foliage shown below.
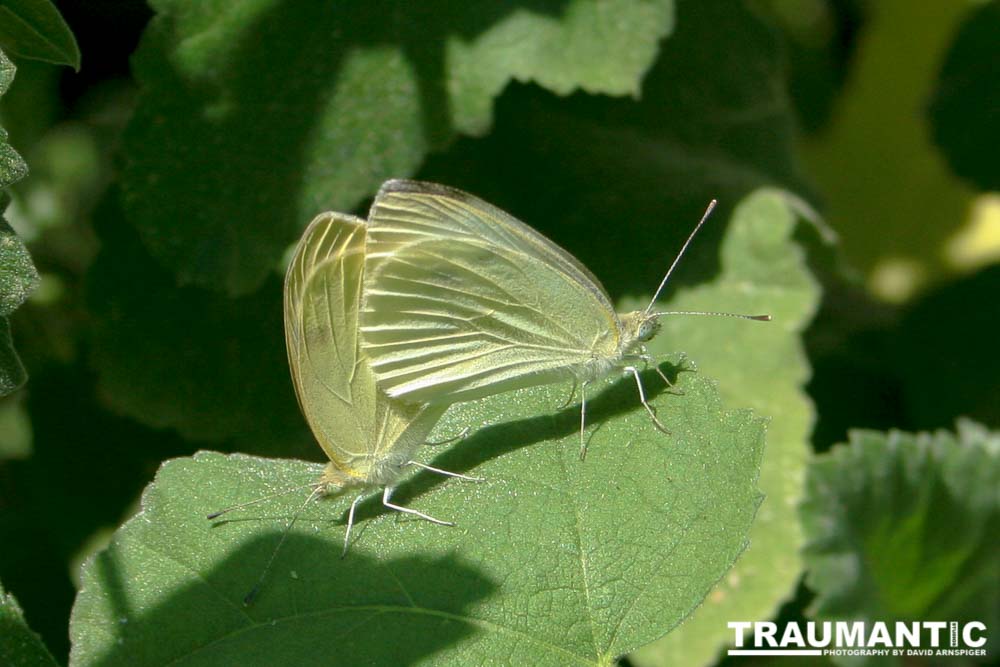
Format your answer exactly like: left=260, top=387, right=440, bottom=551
left=0, top=0, right=997, bottom=664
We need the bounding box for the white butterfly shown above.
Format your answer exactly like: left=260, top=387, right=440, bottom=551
left=360, top=180, right=768, bottom=458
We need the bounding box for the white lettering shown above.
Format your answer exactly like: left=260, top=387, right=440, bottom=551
left=781, top=622, right=805, bottom=647
left=836, top=622, right=865, bottom=647
left=869, top=622, right=892, bottom=647
left=963, top=622, right=987, bottom=648
left=807, top=621, right=832, bottom=647
left=896, top=621, right=920, bottom=647
left=755, top=622, right=778, bottom=648
left=728, top=622, right=752, bottom=648
left=925, top=622, right=947, bottom=647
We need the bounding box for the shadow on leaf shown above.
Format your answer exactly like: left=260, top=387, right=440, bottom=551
left=81, top=532, right=496, bottom=666
left=353, top=362, right=684, bottom=525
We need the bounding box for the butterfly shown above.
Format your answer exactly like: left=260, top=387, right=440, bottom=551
left=211, top=210, right=474, bottom=602
left=360, top=180, right=769, bottom=458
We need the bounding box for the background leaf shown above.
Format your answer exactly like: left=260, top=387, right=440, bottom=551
left=928, top=0, right=1000, bottom=193
left=1, top=51, right=39, bottom=397
left=0, top=50, right=29, bottom=189
left=86, top=192, right=309, bottom=455
left=800, top=420, right=1000, bottom=666
left=419, top=0, right=811, bottom=301
left=0, top=317, right=27, bottom=395
left=0, top=0, right=81, bottom=69
left=0, top=213, right=39, bottom=317
left=122, top=0, right=673, bottom=294
left=0, top=392, right=31, bottom=459
left=801, top=0, right=977, bottom=303
left=0, top=579, right=59, bottom=667
left=630, top=189, right=820, bottom=666
left=71, top=369, right=764, bottom=665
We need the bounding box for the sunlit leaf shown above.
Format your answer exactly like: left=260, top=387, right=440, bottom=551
left=71, top=370, right=764, bottom=665
left=630, top=189, right=820, bottom=666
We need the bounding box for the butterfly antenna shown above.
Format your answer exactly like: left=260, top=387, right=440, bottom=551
left=645, top=199, right=718, bottom=314
left=654, top=310, right=771, bottom=321
left=206, top=483, right=316, bottom=520
left=243, top=485, right=325, bottom=606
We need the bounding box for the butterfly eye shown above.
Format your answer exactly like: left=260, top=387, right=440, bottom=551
left=637, top=319, right=660, bottom=342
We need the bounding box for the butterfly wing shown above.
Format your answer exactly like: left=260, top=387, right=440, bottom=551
left=361, top=180, right=622, bottom=403
left=285, top=212, right=444, bottom=480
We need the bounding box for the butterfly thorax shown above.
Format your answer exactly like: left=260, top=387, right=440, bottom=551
left=317, top=446, right=416, bottom=492
left=568, top=311, right=661, bottom=384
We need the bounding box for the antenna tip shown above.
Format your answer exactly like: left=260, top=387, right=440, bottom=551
left=206, top=511, right=222, bottom=520
left=753, top=314, right=772, bottom=321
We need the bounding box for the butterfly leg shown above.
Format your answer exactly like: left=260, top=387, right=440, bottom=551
left=382, top=486, right=456, bottom=527
left=628, top=346, right=679, bottom=393
left=624, top=365, right=670, bottom=434
left=407, top=460, right=482, bottom=482
left=559, top=377, right=578, bottom=409
left=425, top=426, right=471, bottom=447
left=341, top=493, right=366, bottom=558
left=578, top=380, right=591, bottom=461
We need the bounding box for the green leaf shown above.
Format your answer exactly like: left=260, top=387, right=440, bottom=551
left=1, top=216, right=39, bottom=317
left=801, top=420, right=1000, bottom=667
left=419, top=0, right=812, bottom=301
left=0, top=51, right=29, bottom=189
left=0, top=0, right=81, bottom=69
left=928, top=0, right=1000, bottom=192
left=0, top=195, right=38, bottom=396
left=0, top=317, right=26, bottom=394
left=629, top=189, right=820, bottom=666
left=122, top=0, right=673, bottom=294
left=71, top=371, right=764, bottom=665
left=0, top=579, right=59, bottom=667
left=1, top=52, right=37, bottom=397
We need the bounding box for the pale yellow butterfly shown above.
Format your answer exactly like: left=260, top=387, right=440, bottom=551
left=210, top=211, right=474, bottom=602
left=360, top=180, right=769, bottom=458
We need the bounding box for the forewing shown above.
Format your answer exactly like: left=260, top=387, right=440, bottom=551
left=362, top=231, right=621, bottom=403
left=368, top=180, right=615, bottom=310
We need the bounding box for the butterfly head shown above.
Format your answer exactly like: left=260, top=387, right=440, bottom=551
left=619, top=310, right=663, bottom=351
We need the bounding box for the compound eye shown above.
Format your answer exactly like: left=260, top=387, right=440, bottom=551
left=638, top=322, right=653, bottom=341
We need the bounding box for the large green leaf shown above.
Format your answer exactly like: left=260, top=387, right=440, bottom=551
left=0, top=0, right=80, bottom=69
left=630, top=189, right=820, bottom=666
left=801, top=420, right=1000, bottom=667
left=122, top=0, right=673, bottom=294
left=0, top=579, right=59, bottom=667
left=71, top=369, right=764, bottom=665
